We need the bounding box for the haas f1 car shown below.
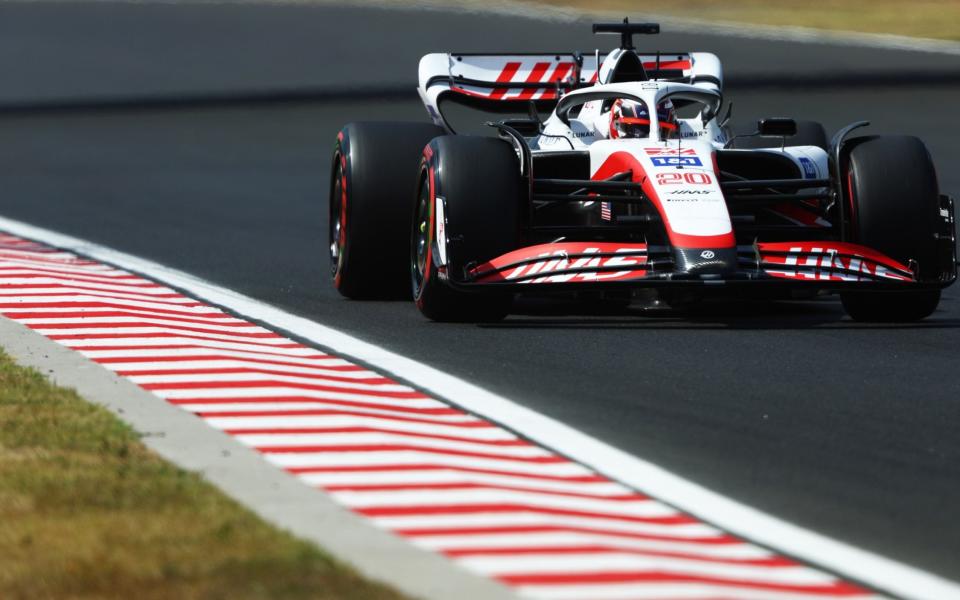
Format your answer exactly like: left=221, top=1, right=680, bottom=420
left=329, top=20, right=956, bottom=322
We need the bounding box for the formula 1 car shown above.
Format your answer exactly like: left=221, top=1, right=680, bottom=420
left=329, top=20, right=956, bottom=322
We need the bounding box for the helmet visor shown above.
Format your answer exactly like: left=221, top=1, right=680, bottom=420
left=612, top=100, right=651, bottom=139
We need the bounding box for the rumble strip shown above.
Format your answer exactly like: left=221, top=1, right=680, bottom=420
left=0, top=230, right=909, bottom=600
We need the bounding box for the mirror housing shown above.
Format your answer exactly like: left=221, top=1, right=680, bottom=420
left=499, top=118, right=541, bottom=137
left=718, top=102, right=733, bottom=128
left=758, top=118, right=797, bottom=137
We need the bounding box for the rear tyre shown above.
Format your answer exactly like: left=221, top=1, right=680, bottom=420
left=733, top=120, right=829, bottom=150
left=412, top=136, right=523, bottom=322
left=330, top=121, right=445, bottom=299
left=839, top=135, right=942, bottom=322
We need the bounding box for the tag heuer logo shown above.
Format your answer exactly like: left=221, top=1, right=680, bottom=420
left=700, top=250, right=716, bottom=259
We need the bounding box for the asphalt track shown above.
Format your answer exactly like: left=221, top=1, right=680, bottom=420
left=1, top=0, right=959, bottom=584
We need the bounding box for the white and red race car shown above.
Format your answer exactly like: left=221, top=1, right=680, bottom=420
left=330, top=20, right=956, bottom=322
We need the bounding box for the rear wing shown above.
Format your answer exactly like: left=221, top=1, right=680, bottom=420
left=418, top=52, right=723, bottom=131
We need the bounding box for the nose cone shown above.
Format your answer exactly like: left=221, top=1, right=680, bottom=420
left=673, top=247, right=738, bottom=275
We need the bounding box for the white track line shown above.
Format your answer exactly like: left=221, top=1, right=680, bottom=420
left=0, top=215, right=956, bottom=599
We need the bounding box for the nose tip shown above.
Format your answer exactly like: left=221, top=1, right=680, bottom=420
left=673, top=247, right=738, bottom=275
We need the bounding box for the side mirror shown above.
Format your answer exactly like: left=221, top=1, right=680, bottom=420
left=499, top=118, right=541, bottom=137
left=758, top=118, right=797, bottom=137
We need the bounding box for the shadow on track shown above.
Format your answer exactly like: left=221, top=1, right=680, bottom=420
left=482, top=296, right=960, bottom=330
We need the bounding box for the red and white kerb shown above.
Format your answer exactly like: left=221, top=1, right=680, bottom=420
left=0, top=232, right=878, bottom=599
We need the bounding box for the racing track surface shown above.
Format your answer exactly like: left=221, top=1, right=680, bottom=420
left=1, top=1, right=959, bottom=584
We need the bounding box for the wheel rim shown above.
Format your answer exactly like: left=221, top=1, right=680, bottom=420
left=411, top=173, right=431, bottom=297
left=330, top=157, right=346, bottom=279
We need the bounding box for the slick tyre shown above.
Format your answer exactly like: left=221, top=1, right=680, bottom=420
left=330, top=121, right=445, bottom=299
left=734, top=120, right=829, bottom=150
left=839, top=135, right=942, bottom=322
left=412, top=136, right=523, bottom=322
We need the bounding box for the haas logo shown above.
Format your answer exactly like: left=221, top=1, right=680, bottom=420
left=700, top=250, right=716, bottom=259
left=504, top=248, right=648, bottom=283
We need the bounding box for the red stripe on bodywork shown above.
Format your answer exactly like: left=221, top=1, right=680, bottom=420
left=593, top=152, right=736, bottom=249
left=757, top=241, right=914, bottom=282
left=642, top=59, right=692, bottom=71
left=515, top=61, right=550, bottom=101
left=488, top=61, right=521, bottom=100
left=547, top=62, right=573, bottom=83
left=769, top=203, right=828, bottom=227
left=470, top=242, right=649, bottom=284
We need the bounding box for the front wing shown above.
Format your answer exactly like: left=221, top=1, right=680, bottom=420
left=453, top=240, right=955, bottom=293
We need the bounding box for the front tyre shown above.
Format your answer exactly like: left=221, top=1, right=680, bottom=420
left=839, top=135, right=943, bottom=322
left=412, top=136, right=523, bottom=322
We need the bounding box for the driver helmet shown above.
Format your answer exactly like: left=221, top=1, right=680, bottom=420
left=608, top=98, right=650, bottom=139
left=607, top=98, right=678, bottom=139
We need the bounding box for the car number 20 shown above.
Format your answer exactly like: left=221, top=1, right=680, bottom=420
left=656, top=172, right=713, bottom=185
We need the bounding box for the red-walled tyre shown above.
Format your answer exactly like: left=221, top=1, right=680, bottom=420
left=840, top=135, right=942, bottom=321
left=412, top=136, right=523, bottom=322
left=330, top=121, right=445, bottom=299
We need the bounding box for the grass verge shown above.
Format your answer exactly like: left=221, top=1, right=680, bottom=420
left=526, top=0, right=960, bottom=41
left=0, top=349, right=408, bottom=600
